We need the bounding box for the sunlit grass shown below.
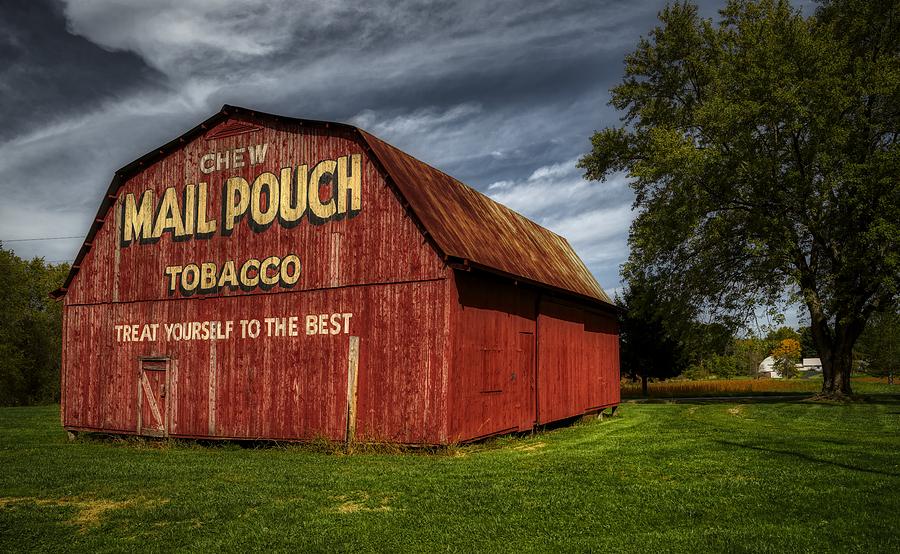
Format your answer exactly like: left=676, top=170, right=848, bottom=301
left=1, top=402, right=899, bottom=552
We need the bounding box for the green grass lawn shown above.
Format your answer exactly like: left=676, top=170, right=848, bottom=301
left=2, top=401, right=899, bottom=552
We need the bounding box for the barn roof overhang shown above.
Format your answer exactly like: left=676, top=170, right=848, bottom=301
left=51, top=105, right=617, bottom=313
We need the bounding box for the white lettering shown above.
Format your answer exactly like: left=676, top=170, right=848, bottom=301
left=200, top=153, right=216, bottom=174
left=248, top=143, right=269, bottom=165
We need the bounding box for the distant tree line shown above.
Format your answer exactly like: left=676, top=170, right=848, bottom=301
left=617, top=276, right=899, bottom=390
left=0, top=244, right=68, bottom=406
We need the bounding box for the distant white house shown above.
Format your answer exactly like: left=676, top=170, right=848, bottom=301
left=759, top=356, right=823, bottom=379
left=758, top=356, right=781, bottom=379
left=801, top=358, right=822, bottom=371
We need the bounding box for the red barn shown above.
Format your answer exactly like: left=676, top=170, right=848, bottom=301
left=53, top=105, right=620, bottom=444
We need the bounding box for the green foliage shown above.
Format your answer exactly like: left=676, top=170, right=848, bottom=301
left=617, top=277, right=689, bottom=382
left=766, top=326, right=800, bottom=344
left=733, top=336, right=772, bottom=376
left=707, top=353, right=742, bottom=378
left=0, top=244, right=68, bottom=406
left=618, top=274, right=736, bottom=383
left=799, top=325, right=818, bottom=358
left=2, top=403, right=900, bottom=551
left=580, top=0, right=900, bottom=395
left=855, top=309, right=900, bottom=381
left=683, top=353, right=742, bottom=379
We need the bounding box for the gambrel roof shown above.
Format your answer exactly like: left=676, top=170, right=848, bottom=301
left=53, top=105, right=613, bottom=308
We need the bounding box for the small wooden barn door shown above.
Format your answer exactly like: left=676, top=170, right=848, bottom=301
left=518, top=331, right=536, bottom=430
left=138, top=359, right=168, bottom=437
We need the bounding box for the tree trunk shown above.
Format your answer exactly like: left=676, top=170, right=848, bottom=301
left=641, top=371, right=648, bottom=397
left=799, top=273, right=869, bottom=399
left=810, top=315, right=862, bottom=398
left=823, top=348, right=854, bottom=397
left=816, top=325, right=859, bottom=398
left=822, top=360, right=835, bottom=392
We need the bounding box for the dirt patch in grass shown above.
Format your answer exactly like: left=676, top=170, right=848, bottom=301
left=0, top=496, right=166, bottom=532
left=512, top=441, right=547, bottom=452
left=332, top=493, right=393, bottom=514
left=728, top=406, right=745, bottom=416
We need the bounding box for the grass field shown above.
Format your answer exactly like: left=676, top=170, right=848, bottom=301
left=2, top=401, right=899, bottom=552
left=621, top=376, right=899, bottom=398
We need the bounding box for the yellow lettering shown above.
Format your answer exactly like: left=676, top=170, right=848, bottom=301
left=182, top=264, right=200, bottom=292
left=239, top=258, right=260, bottom=288
left=280, top=254, right=301, bottom=286
left=218, top=260, right=238, bottom=288
left=200, top=262, right=217, bottom=291
left=196, top=182, right=217, bottom=236
left=259, top=256, right=280, bottom=286
left=278, top=165, right=307, bottom=224
left=164, top=265, right=182, bottom=292
left=250, top=172, right=279, bottom=228
left=224, top=177, right=250, bottom=233
left=308, top=160, right=337, bottom=221
left=337, top=155, right=361, bottom=214
left=152, top=186, right=186, bottom=239
left=122, top=190, right=154, bottom=245
left=184, top=184, right=196, bottom=235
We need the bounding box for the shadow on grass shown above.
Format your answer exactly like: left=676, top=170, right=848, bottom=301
left=796, top=394, right=900, bottom=408
left=714, top=439, right=900, bottom=477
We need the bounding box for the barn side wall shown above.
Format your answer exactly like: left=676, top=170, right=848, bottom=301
left=447, top=271, right=538, bottom=442
left=536, top=298, right=620, bottom=424
left=447, top=271, right=620, bottom=442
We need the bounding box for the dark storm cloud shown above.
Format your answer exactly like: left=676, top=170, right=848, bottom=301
left=0, top=0, right=162, bottom=142
left=0, top=0, right=735, bottom=290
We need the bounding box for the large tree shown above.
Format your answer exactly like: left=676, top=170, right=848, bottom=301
left=580, top=0, right=899, bottom=397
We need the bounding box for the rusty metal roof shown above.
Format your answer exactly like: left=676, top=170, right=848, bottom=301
left=360, top=131, right=612, bottom=305
left=53, top=105, right=613, bottom=308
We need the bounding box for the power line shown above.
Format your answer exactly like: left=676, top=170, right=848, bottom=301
left=0, top=235, right=82, bottom=242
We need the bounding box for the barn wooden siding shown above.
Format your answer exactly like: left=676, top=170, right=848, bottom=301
left=57, top=105, right=620, bottom=445
left=447, top=271, right=619, bottom=442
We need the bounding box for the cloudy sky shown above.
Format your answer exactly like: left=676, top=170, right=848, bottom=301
left=1, top=0, right=757, bottom=297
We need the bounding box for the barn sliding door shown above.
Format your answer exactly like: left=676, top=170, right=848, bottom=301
left=137, top=359, right=169, bottom=437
